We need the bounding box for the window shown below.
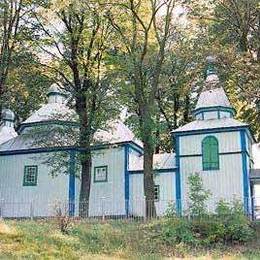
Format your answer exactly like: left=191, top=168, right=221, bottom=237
left=94, top=166, right=108, bottom=183
left=202, top=136, right=219, bottom=171
left=23, top=166, right=38, bottom=186
left=154, top=185, right=160, bottom=201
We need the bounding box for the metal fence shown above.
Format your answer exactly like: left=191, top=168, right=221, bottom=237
left=0, top=197, right=259, bottom=221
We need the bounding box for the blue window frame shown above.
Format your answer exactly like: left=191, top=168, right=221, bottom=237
left=23, top=165, right=38, bottom=186
left=94, top=166, right=108, bottom=183
left=202, top=136, right=219, bottom=171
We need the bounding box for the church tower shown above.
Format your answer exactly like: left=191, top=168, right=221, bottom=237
left=172, top=57, right=254, bottom=215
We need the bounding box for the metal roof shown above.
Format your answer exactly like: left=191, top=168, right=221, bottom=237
left=0, top=120, right=142, bottom=152
left=195, top=87, right=232, bottom=111
left=172, top=117, right=248, bottom=134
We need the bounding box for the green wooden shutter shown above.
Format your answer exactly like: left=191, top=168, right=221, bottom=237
left=202, top=136, right=219, bottom=170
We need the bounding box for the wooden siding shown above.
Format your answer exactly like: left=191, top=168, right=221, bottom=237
left=0, top=153, right=68, bottom=217
left=75, top=146, right=126, bottom=217
left=179, top=131, right=244, bottom=212
left=129, top=172, right=176, bottom=216
left=180, top=131, right=241, bottom=155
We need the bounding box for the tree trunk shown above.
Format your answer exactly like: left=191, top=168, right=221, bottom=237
left=183, top=94, right=190, bottom=123
left=0, top=87, right=3, bottom=121
left=143, top=141, right=156, bottom=219
left=155, top=113, right=160, bottom=153
left=173, top=92, right=180, bottom=129
left=79, top=148, right=92, bottom=217
left=141, top=106, right=156, bottom=219
left=76, top=94, right=92, bottom=218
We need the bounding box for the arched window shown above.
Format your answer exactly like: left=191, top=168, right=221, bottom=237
left=202, top=136, right=219, bottom=170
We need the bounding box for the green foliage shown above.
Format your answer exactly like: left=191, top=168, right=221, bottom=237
left=215, top=200, right=255, bottom=243
left=0, top=219, right=258, bottom=259
left=188, top=173, right=211, bottom=218
left=164, top=202, right=176, bottom=218
left=145, top=200, right=255, bottom=248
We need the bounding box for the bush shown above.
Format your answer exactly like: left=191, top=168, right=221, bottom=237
left=188, top=173, right=211, bottom=218
left=215, top=200, right=255, bottom=243
left=143, top=200, right=255, bottom=249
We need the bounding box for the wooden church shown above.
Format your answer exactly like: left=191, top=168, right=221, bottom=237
left=0, top=58, right=259, bottom=218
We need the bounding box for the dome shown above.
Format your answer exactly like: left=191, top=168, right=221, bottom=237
left=19, top=84, right=77, bottom=132
left=47, top=83, right=67, bottom=97
left=2, top=109, right=15, bottom=122
left=195, top=87, right=232, bottom=110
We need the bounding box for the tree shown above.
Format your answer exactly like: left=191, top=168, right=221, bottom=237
left=185, top=0, right=260, bottom=141
left=107, top=0, right=175, bottom=218
left=156, top=33, right=207, bottom=151
left=34, top=0, right=118, bottom=217
left=188, top=173, right=211, bottom=218
left=0, top=0, right=23, bottom=116
left=3, top=46, right=50, bottom=122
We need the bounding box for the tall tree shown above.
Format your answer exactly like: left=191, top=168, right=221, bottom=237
left=34, top=0, right=118, bottom=216
left=186, top=0, right=260, bottom=140
left=0, top=0, right=23, bottom=116
left=107, top=0, right=175, bottom=218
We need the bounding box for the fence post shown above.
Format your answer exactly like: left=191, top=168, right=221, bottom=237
left=101, top=197, right=105, bottom=221
left=0, top=199, right=3, bottom=219
left=30, top=200, right=34, bottom=220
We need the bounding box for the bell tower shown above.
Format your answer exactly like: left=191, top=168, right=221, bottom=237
left=172, top=57, right=254, bottom=216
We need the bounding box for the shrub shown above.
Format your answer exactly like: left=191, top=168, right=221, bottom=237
left=188, top=173, right=211, bottom=218
left=215, top=199, right=255, bottom=243
left=143, top=200, right=255, bottom=250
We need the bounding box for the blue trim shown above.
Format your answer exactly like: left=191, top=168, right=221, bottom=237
left=202, top=112, right=205, bottom=120
left=217, top=110, right=220, bottom=119
left=69, top=150, right=76, bottom=216
left=192, top=106, right=236, bottom=117
left=128, top=143, right=143, bottom=155
left=175, top=136, right=182, bottom=215
left=124, top=144, right=130, bottom=216
left=172, top=126, right=249, bottom=137
left=240, top=130, right=250, bottom=214
left=47, top=91, right=67, bottom=97
left=0, top=141, right=143, bottom=156
left=179, top=151, right=250, bottom=158
left=129, top=168, right=177, bottom=174
left=18, top=120, right=79, bottom=133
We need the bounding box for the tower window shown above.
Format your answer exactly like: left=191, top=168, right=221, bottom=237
left=23, top=166, right=38, bottom=186
left=202, top=136, right=219, bottom=171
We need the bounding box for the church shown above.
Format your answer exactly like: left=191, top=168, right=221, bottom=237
left=0, top=59, right=259, bottom=218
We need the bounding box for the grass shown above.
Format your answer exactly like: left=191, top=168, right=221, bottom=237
left=0, top=219, right=259, bottom=259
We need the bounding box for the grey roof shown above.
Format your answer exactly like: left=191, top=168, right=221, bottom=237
left=172, top=118, right=248, bottom=134
left=195, top=87, right=232, bottom=110
left=0, top=120, right=142, bottom=152
left=0, top=129, right=74, bottom=152
left=250, top=169, right=260, bottom=179
left=0, top=125, right=18, bottom=145
left=23, top=103, right=77, bottom=124
left=129, top=153, right=176, bottom=171
left=2, top=109, right=15, bottom=121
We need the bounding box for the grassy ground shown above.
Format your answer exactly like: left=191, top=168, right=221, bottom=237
left=0, top=219, right=259, bottom=259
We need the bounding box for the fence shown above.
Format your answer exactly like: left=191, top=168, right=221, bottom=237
left=0, top=197, right=259, bottom=221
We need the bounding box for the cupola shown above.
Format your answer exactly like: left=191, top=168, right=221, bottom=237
left=0, top=109, right=17, bottom=145
left=47, top=83, right=67, bottom=104
left=2, top=108, right=15, bottom=127
left=193, top=56, right=235, bottom=120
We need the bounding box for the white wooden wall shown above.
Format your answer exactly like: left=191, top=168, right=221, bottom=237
left=0, top=153, right=68, bottom=217
left=179, top=131, right=244, bottom=212
left=129, top=172, right=176, bottom=216
left=75, top=146, right=126, bottom=217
